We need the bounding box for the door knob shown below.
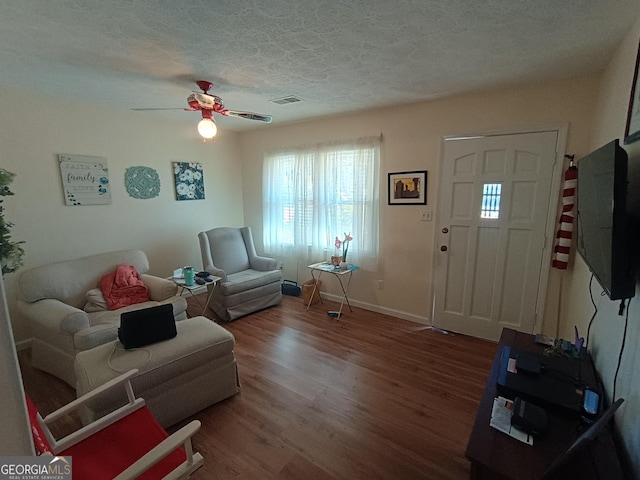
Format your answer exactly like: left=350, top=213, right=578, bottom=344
left=442, top=227, right=449, bottom=234
left=440, top=245, right=448, bottom=252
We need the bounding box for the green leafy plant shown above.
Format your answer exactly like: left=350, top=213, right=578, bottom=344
left=0, top=169, right=24, bottom=274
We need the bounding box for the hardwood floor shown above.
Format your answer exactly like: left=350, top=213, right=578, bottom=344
left=18, top=294, right=498, bottom=479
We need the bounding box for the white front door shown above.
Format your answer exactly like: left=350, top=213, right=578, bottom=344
left=433, top=131, right=560, bottom=341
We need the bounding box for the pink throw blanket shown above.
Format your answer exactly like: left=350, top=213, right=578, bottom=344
left=100, top=264, right=149, bottom=310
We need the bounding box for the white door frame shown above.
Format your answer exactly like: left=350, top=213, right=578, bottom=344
left=432, top=124, right=568, bottom=334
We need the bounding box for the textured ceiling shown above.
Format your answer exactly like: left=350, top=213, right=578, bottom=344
left=0, top=0, right=637, bottom=131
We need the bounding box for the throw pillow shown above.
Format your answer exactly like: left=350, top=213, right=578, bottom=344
left=84, top=288, right=108, bottom=312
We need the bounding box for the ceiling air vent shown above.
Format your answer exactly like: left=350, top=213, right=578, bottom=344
left=271, top=95, right=303, bottom=105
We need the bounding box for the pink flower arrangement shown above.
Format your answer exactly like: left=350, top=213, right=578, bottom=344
left=334, top=232, right=353, bottom=262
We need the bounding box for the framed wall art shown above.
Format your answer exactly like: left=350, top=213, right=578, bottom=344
left=173, top=162, right=205, bottom=201
left=125, top=166, right=161, bottom=199
left=624, top=41, right=640, bottom=145
left=58, top=154, right=111, bottom=206
left=388, top=170, right=427, bottom=205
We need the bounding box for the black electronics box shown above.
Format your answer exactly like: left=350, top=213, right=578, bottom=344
left=511, top=397, right=548, bottom=436
left=281, top=280, right=301, bottom=296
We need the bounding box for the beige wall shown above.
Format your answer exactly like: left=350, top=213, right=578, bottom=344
left=240, top=77, right=599, bottom=324
left=561, top=16, right=640, bottom=476
left=0, top=85, right=244, bottom=342
left=241, top=62, right=640, bottom=473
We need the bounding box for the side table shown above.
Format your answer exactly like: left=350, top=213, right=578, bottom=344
left=465, top=328, right=624, bottom=479
left=307, top=262, right=358, bottom=318
left=171, top=275, right=220, bottom=318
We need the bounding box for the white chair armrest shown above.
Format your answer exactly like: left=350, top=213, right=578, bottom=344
left=19, top=299, right=90, bottom=334
left=113, top=420, right=203, bottom=480
left=249, top=254, right=277, bottom=271
left=141, top=274, right=179, bottom=301
left=204, top=265, right=227, bottom=282
left=43, top=369, right=145, bottom=453
left=44, top=369, right=139, bottom=423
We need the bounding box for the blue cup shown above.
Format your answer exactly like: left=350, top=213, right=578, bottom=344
left=183, top=266, right=195, bottom=286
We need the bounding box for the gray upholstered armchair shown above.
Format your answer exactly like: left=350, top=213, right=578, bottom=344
left=198, top=227, right=282, bottom=321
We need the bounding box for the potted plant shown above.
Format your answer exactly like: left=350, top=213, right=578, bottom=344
left=334, top=233, right=352, bottom=269
left=0, top=169, right=24, bottom=274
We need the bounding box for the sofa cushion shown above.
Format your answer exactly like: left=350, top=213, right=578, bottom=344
left=219, top=269, right=283, bottom=296
left=215, top=280, right=282, bottom=308
left=87, top=301, right=166, bottom=326
left=74, top=301, right=174, bottom=351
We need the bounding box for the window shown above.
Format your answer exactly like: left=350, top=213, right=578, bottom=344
left=263, top=136, right=380, bottom=269
left=481, top=183, right=502, bottom=219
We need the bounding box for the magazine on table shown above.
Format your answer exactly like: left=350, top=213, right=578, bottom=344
left=490, top=396, right=534, bottom=446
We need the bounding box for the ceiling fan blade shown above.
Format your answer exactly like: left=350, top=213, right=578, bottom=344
left=223, top=110, right=272, bottom=123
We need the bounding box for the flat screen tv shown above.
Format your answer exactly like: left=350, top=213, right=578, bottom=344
left=576, top=139, right=636, bottom=300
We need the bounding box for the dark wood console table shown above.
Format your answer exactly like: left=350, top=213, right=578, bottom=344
left=465, top=328, right=624, bottom=480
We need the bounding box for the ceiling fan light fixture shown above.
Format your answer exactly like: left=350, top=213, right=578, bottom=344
left=197, top=117, right=217, bottom=139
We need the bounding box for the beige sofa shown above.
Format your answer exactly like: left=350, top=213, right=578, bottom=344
left=17, top=249, right=188, bottom=386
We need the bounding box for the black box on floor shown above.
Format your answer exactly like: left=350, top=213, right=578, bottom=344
left=281, top=280, right=301, bottom=296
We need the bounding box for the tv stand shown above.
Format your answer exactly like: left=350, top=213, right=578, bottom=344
left=465, top=328, right=624, bottom=479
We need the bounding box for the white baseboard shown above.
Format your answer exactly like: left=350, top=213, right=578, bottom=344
left=320, top=293, right=431, bottom=326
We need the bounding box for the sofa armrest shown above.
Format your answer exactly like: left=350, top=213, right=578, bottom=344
left=249, top=254, right=277, bottom=271
left=140, top=274, right=178, bottom=301
left=74, top=322, right=120, bottom=351
left=18, top=298, right=90, bottom=335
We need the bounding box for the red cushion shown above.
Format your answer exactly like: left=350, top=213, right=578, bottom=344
left=61, top=406, right=186, bottom=480
left=25, top=396, right=53, bottom=455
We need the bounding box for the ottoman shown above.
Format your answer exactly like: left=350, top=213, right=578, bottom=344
left=74, top=316, right=240, bottom=428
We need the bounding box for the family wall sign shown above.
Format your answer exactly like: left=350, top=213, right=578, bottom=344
left=58, top=154, right=111, bottom=206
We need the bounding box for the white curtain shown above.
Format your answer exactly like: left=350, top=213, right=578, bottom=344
left=263, top=136, right=380, bottom=271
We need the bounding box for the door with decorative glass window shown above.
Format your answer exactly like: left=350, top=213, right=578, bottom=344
left=433, top=131, right=559, bottom=340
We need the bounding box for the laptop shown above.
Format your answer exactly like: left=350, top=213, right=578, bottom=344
left=496, top=346, right=597, bottom=413
left=118, top=304, right=177, bottom=349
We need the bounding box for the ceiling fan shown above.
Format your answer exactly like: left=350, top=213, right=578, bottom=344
left=135, top=80, right=272, bottom=140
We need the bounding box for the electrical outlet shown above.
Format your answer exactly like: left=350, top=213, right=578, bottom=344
left=377, top=280, right=384, bottom=290
left=420, top=210, right=432, bottom=222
